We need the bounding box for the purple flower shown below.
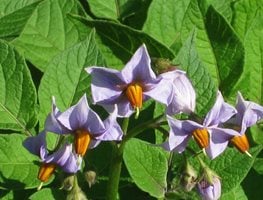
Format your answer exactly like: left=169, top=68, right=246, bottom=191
left=23, top=131, right=79, bottom=182
left=85, top=44, right=173, bottom=117
left=163, top=91, right=238, bottom=159
left=229, top=92, right=263, bottom=155
left=160, top=69, right=196, bottom=115
left=45, top=94, right=123, bottom=156
left=198, top=176, right=221, bottom=200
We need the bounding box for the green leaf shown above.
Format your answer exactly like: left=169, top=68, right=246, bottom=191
left=221, top=186, right=248, bottom=200
left=71, top=17, right=174, bottom=70
left=38, top=30, right=105, bottom=127
left=211, top=0, right=234, bottom=22
left=0, top=134, right=40, bottom=189
left=143, top=0, right=191, bottom=48
left=230, top=15, right=263, bottom=103
left=88, top=0, right=121, bottom=19
left=123, top=138, right=168, bottom=198
left=180, top=0, right=218, bottom=84
left=0, top=40, right=38, bottom=133
left=0, top=190, right=14, bottom=200
left=11, top=0, right=89, bottom=71
left=207, top=145, right=262, bottom=193
left=29, top=188, right=66, bottom=200
left=175, top=31, right=217, bottom=115
left=0, top=0, right=42, bottom=40
left=231, top=0, right=263, bottom=41
left=205, top=6, right=244, bottom=97
left=253, top=158, right=263, bottom=175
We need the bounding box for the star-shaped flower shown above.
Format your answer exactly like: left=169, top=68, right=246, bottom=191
left=229, top=92, right=263, bottom=155
left=85, top=44, right=173, bottom=117
left=162, top=91, right=238, bottom=159
left=23, top=131, right=79, bottom=185
left=45, top=94, right=123, bottom=157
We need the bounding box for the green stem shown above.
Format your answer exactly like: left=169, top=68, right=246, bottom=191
left=106, top=118, right=129, bottom=200
left=106, top=114, right=165, bottom=200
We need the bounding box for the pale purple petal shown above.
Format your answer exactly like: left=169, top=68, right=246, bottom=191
left=144, top=78, right=174, bottom=106
left=236, top=92, right=263, bottom=133
left=23, top=131, right=47, bottom=158
left=101, top=97, right=134, bottom=118
left=45, top=97, right=69, bottom=134
left=88, top=139, right=101, bottom=149
left=162, top=70, right=196, bottom=114
left=198, top=177, right=221, bottom=200
left=204, top=91, right=237, bottom=127
left=85, top=67, right=124, bottom=103
left=97, top=106, right=123, bottom=141
left=205, top=127, right=239, bottom=159
left=61, top=151, right=80, bottom=173
left=57, top=94, right=105, bottom=134
left=121, top=44, right=156, bottom=83
left=165, top=116, right=203, bottom=153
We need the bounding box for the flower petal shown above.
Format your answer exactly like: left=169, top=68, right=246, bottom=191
left=57, top=94, right=105, bottom=134
left=44, top=143, right=78, bottom=173
left=164, top=116, right=203, bottom=153
left=102, top=97, right=134, bottom=118
left=45, top=96, right=69, bottom=134
left=162, top=70, right=196, bottom=114
left=204, top=91, right=237, bottom=127
left=205, top=127, right=239, bottom=159
left=121, top=44, right=156, bottom=83
left=144, top=77, right=174, bottom=106
left=85, top=67, right=124, bottom=104
left=236, top=92, right=263, bottom=133
left=23, top=131, right=47, bottom=158
left=97, top=105, right=123, bottom=141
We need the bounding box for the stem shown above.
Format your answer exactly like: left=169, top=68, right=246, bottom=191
left=106, top=118, right=129, bottom=200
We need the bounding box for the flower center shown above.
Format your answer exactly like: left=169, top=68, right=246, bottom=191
left=192, top=128, right=209, bottom=149
left=38, top=163, right=56, bottom=182
left=231, top=134, right=250, bottom=154
left=125, top=83, right=143, bottom=110
left=74, top=129, right=92, bottom=156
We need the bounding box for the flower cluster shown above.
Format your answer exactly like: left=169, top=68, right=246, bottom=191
left=23, top=44, right=263, bottom=199
left=23, top=94, right=123, bottom=187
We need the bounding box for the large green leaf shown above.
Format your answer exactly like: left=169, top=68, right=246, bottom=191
left=71, top=17, right=175, bottom=70
left=230, top=15, right=263, bottom=103
left=12, top=0, right=89, bottom=71
left=211, top=0, right=234, bottom=22
left=231, top=0, right=263, bottom=41
left=175, top=31, right=217, bottom=115
left=143, top=0, right=190, bottom=48
left=0, top=0, right=42, bottom=39
left=123, top=138, right=168, bottom=198
left=207, top=145, right=262, bottom=193
left=205, top=6, right=244, bottom=97
left=221, top=186, right=248, bottom=200
left=0, top=40, right=38, bottom=132
left=38, top=31, right=105, bottom=127
left=180, top=0, right=218, bottom=84
left=0, top=134, right=40, bottom=189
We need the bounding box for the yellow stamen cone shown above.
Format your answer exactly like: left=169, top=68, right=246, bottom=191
left=192, top=128, right=209, bottom=149
left=38, top=163, right=56, bottom=183
left=74, top=129, right=92, bottom=157
left=125, top=83, right=143, bottom=110
left=231, top=134, right=250, bottom=156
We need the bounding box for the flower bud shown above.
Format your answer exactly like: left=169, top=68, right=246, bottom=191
left=198, top=176, right=221, bottom=200
left=84, top=170, right=97, bottom=188
left=180, top=161, right=197, bottom=192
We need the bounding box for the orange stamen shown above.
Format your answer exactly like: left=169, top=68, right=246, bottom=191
left=38, top=163, right=56, bottom=182
left=125, top=83, right=143, bottom=109
left=231, top=134, right=250, bottom=154
left=74, top=129, right=92, bottom=156
left=192, top=128, right=209, bottom=149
